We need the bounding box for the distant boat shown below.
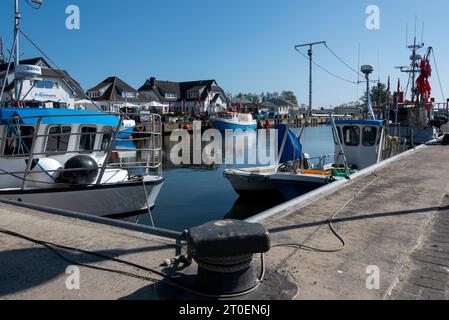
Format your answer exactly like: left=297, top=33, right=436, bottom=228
left=118, top=119, right=136, bottom=139
left=212, top=112, right=257, bottom=131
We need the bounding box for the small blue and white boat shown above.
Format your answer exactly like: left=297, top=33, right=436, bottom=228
left=118, top=119, right=136, bottom=139
left=224, top=124, right=332, bottom=198
left=212, top=112, right=257, bottom=131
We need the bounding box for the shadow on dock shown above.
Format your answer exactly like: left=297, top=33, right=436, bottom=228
left=269, top=205, right=449, bottom=234
left=0, top=244, right=175, bottom=297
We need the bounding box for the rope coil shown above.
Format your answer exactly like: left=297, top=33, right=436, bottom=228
left=194, top=254, right=254, bottom=273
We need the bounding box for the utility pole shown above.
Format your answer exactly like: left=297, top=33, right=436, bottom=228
left=294, top=41, right=326, bottom=117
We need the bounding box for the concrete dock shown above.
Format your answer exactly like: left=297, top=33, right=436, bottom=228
left=1, top=145, right=449, bottom=300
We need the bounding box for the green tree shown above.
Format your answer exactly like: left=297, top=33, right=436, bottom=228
left=281, top=91, right=298, bottom=105
left=361, top=83, right=391, bottom=108
left=235, top=92, right=260, bottom=104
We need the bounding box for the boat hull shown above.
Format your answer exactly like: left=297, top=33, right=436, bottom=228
left=224, top=167, right=281, bottom=197
left=118, top=127, right=134, bottom=139
left=0, top=177, right=164, bottom=217
left=212, top=120, right=257, bottom=131
left=269, top=174, right=332, bottom=200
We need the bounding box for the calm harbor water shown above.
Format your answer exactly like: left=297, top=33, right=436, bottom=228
left=125, top=126, right=335, bottom=232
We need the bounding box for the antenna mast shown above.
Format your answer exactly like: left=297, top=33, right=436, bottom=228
left=14, top=0, right=21, bottom=101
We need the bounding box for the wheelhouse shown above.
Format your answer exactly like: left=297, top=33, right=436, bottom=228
left=330, top=120, right=386, bottom=170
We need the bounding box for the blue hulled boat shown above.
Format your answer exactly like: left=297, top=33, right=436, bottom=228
left=212, top=112, right=257, bottom=131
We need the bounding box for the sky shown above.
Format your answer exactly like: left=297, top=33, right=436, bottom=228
left=1, top=0, right=448, bottom=107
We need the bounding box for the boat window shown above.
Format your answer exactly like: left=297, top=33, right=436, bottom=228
left=377, top=128, right=383, bottom=145
left=342, top=126, right=360, bottom=146
left=362, top=127, right=378, bottom=147
left=332, top=127, right=343, bottom=146
left=3, top=126, right=35, bottom=157
left=46, top=126, right=71, bottom=153
left=101, top=127, right=113, bottom=151
left=79, top=127, right=97, bottom=153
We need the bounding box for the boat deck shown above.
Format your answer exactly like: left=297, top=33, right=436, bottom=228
left=1, top=145, right=449, bottom=299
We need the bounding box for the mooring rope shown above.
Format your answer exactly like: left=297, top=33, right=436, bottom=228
left=268, top=172, right=380, bottom=277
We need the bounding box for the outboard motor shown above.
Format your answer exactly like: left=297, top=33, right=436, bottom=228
left=60, top=155, right=99, bottom=185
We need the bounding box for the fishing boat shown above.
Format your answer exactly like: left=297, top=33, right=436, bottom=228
left=0, top=108, right=164, bottom=217
left=386, top=32, right=448, bottom=145
left=212, top=112, right=257, bottom=131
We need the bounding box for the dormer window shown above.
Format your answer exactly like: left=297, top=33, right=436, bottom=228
left=165, top=93, right=176, bottom=99
left=89, top=91, right=100, bottom=99
left=187, top=92, right=199, bottom=99
left=122, top=91, right=136, bottom=98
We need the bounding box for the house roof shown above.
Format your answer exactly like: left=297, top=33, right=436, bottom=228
left=260, top=98, right=292, bottom=107
left=87, top=76, right=149, bottom=103
left=0, top=57, right=86, bottom=98
left=139, top=77, right=229, bottom=103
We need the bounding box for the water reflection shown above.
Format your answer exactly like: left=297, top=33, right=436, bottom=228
left=224, top=194, right=286, bottom=220
left=117, top=127, right=334, bottom=232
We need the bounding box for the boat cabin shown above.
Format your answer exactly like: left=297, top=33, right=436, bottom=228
left=216, top=112, right=254, bottom=123
left=0, top=108, right=120, bottom=189
left=330, top=120, right=385, bottom=170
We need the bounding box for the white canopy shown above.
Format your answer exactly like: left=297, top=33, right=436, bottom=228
left=145, top=101, right=166, bottom=108
left=114, top=103, right=140, bottom=108
left=75, top=99, right=94, bottom=105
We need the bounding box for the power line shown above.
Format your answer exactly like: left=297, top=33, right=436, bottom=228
left=324, top=43, right=363, bottom=78
left=19, top=29, right=103, bottom=111
left=295, top=48, right=357, bottom=84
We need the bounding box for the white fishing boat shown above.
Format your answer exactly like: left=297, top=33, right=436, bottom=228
left=0, top=108, right=164, bottom=217
left=223, top=165, right=280, bottom=196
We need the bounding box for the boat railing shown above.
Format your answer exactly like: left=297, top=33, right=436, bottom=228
left=0, top=111, right=163, bottom=190
left=434, top=102, right=449, bottom=115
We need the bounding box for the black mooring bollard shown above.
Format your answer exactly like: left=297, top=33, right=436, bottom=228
left=187, top=220, right=271, bottom=296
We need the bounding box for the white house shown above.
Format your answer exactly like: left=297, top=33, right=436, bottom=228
left=259, top=99, right=293, bottom=115
left=0, top=57, right=85, bottom=109
left=87, top=76, right=150, bottom=112
left=138, top=77, right=229, bottom=114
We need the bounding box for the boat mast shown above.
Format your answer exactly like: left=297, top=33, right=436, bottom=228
left=409, top=36, right=424, bottom=102
left=14, top=0, right=20, bottom=102
left=399, top=22, right=424, bottom=102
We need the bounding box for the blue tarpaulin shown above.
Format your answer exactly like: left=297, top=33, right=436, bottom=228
left=0, top=108, right=120, bottom=127
left=276, top=124, right=302, bottom=163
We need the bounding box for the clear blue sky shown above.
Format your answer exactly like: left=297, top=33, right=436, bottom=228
left=1, top=0, right=448, bottom=107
